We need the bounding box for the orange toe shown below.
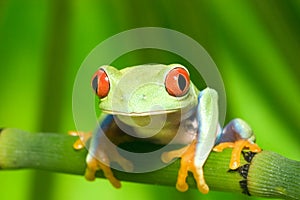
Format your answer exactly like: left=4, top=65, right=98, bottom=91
left=229, top=140, right=248, bottom=169
left=213, top=142, right=235, bottom=152
left=247, top=142, right=261, bottom=153
left=85, top=156, right=121, bottom=188
left=68, top=131, right=92, bottom=150
left=214, top=140, right=262, bottom=170
left=164, top=140, right=209, bottom=193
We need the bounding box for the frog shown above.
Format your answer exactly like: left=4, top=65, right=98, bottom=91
left=70, top=63, right=261, bottom=193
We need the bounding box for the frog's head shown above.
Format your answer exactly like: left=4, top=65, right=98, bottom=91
left=91, top=64, right=198, bottom=116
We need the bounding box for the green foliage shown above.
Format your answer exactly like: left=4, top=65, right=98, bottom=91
left=0, top=1, right=299, bottom=200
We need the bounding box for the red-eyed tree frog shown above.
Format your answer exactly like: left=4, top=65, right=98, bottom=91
left=70, top=64, right=261, bottom=193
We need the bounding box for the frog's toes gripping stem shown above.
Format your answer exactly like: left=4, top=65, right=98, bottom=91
left=85, top=142, right=134, bottom=188
left=69, top=130, right=133, bottom=188
left=85, top=154, right=122, bottom=188
left=68, top=131, right=92, bottom=150
left=213, top=119, right=262, bottom=169
left=162, top=140, right=209, bottom=194
left=213, top=140, right=261, bottom=169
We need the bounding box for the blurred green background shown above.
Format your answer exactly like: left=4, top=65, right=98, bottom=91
left=0, top=0, right=299, bottom=200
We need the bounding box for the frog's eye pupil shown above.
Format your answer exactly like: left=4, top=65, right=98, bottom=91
left=178, top=74, right=186, bottom=91
left=91, top=68, right=110, bottom=98
left=165, top=67, right=190, bottom=97
left=92, top=76, right=98, bottom=94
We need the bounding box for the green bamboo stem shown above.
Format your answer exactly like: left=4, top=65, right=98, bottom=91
left=0, top=128, right=299, bottom=199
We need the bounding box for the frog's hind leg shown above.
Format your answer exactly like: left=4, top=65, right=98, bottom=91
left=213, top=118, right=261, bottom=169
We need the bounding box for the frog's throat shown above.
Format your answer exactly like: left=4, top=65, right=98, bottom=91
left=101, top=109, right=179, bottom=116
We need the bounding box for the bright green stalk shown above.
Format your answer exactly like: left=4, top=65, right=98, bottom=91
left=0, top=128, right=299, bottom=199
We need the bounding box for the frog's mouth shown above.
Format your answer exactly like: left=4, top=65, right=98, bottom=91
left=102, top=108, right=184, bottom=131
left=101, top=109, right=179, bottom=116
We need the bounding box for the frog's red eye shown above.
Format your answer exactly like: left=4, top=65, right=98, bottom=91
left=165, top=67, right=190, bottom=97
left=91, top=69, right=110, bottom=98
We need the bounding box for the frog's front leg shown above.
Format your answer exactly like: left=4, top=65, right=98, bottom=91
left=213, top=118, right=261, bottom=169
left=162, top=88, right=219, bottom=193
left=87, top=114, right=134, bottom=187
left=73, top=114, right=133, bottom=188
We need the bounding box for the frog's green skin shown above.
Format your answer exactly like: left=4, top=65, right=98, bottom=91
left=86, top=64, right=258, bottom=193
left=96, top=64, right=199, bottom=144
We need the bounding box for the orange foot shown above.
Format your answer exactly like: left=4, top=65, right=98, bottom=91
left=85, top=155, right=121, bottom=188
left=213, top=140, right=261, bottom=169
left=162, top=141, right=209, bottom=194
left=68, top=131, right=92, bottom=150
left=84, top=146, right=133, bottom=188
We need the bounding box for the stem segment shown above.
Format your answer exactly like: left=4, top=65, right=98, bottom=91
left=248, top=151, right=300, bottom=199
left=0, top=128, right=299, bottom=199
